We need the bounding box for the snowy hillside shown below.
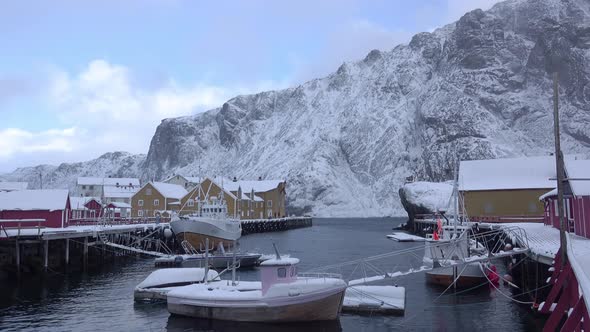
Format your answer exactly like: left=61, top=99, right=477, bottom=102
left=142, top=0, right=590, bottom=217
left=4, top=0, right=590, bottom=217
left=0, top=152, right=145, bottom=191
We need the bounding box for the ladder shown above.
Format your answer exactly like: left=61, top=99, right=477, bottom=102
left=181, top=240, right=199, bottom=255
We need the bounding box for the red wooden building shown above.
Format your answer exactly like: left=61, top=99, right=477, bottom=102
left=541, top=159, right=590, bottom=238
left=70, top=196, right=103, bottom=220
left=0, top=189, right=71, bottom=228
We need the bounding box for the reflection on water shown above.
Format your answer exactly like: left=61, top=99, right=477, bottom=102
left=166, top=315, right=342, bottom=332
left=0, top=218, right=545, bottom=331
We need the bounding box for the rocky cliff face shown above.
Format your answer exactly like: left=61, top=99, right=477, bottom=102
left=0, top=152, right=145, bottom=191
left=4, top=0, right=590, bottom=217
left=142, top=0, right=590, bottom=217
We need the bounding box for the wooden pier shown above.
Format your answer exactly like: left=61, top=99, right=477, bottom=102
left=240, top=216, right=312, bottom=235
left=0, top=220, right=174, bottom=276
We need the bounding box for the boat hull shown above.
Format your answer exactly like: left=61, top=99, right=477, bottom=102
left=171, top=218, right=241, bottom=251
left=167, top=288, right=346, bottom=322
left=426, top=263, right=487, bottom=288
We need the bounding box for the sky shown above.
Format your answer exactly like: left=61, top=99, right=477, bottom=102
left=0, top=0, right=500, bottom=172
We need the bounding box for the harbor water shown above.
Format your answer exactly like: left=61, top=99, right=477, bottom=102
left=0, top=218, right=545, bottom=331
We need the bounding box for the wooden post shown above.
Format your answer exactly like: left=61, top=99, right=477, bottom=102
left=15, top=240, right=20, bottom=275
left=83, top=236, right=88, bottom=268
left=65, top=238, right=70, bottom=265
left=553, top=72, right=567, bottom=268
left=43, top=240, right=49, bottom=271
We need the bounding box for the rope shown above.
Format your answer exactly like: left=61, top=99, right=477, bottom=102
left=432, top=264, right=469, bottom=302
left=482, top=264, right=534, bottom=305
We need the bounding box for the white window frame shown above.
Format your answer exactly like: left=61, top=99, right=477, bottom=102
left=146, top=188, right=152, bottom=196
left=188, top=199, right=194, bottom=207
left=267, top=200, right=272, bottom=208
left=138, top=210, right=143, bottom=217
left=138, top=199, right=144, bottom=207
left=154, top=199, right=160, bottom=206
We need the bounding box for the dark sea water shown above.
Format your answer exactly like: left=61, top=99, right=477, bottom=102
left=0, top=218, right=545, bottom=331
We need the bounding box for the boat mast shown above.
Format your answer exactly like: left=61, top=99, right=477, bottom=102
left=553, top=72, right=567, bottom=267
left=453, top=160, right=459, bottom=236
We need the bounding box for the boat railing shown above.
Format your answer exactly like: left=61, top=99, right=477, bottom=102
left=298, top=272, right=343, bottom=281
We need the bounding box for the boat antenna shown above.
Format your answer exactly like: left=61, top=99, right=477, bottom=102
left=272, top=243, right=281, bottom=260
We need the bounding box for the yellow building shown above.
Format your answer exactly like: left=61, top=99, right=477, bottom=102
left=131, top=182, right=188, bottom=218
left=459, top=156, right=558, bottom=222
left=174, top=176, right=287, bottom=220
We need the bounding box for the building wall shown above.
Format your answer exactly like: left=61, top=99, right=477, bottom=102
left=0, top=209, right=68, bottom=228
left=164, top=175, right=198, bottom=190
left=131, top=183, right=175, bottom=218
left=77, top=184, right=103, bottom=198
left=544, top=196, right=590, bottom=239
left=256, top=183, right=287, bottom=218
left=179, top=179, right=238, bottom=217
left=460, top=188, right=551, bottom=220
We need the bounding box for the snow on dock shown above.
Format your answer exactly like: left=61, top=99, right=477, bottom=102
left=0, top=222, right=167, bottom=239
left=343, top=286, right=405, bottom=315
left=496, top=222, right=560, bottom=265
left=386, top=232, right=425, bottom=242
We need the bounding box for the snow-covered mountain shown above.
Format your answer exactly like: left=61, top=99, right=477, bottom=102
left=4, top=0, right=590, bottom=217
left=0, top=152, right=145, bottom=191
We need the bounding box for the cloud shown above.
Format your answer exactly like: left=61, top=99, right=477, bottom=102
left=0, top=59, right=293, bottom=172
left=444, top=0, right=502, bottom=23
left=293, top=19, right=413, bottom=82
left=0, top=127, right=78, bottom=158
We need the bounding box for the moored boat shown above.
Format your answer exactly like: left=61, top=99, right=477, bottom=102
left=171, top=196, right=242, bottom=251
left=167, top=254, right=347, bottom=322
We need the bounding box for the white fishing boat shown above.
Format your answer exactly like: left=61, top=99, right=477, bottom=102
left=171, top=196, right=242, bottom=251
left=423, top=163, right=489, bottom=289
left=167, top=248, right=347, bottom=322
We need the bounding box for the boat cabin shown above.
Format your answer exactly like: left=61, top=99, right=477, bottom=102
left=259, top=257, right=300, bottom=295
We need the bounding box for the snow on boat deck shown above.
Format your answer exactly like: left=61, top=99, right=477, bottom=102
left=386, top=232, right=425, bottom=242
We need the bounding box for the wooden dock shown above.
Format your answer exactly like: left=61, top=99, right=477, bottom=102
left=240, top=216, right=312, bottom=235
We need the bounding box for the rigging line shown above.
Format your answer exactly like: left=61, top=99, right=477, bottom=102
left=307, top=245, right=430, bottom=271
left=346, top=287, right=403, bottom=309
left=431, top=263, right=469, bottom=303
left=482, top=265, right=534, bottom=305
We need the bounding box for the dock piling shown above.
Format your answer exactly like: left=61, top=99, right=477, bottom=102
left=65, top=239, right=70, bottom=265
left=15, top=240, right=20, bottom=274
left=43, top=240, right=48, bottom=271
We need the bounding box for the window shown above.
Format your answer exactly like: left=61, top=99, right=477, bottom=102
left=554, top=200, right=558, bottom=217
left=267, top=200, right=272, bottom=208
left=188, top=199, right=194, bottom=207
left=138, top=210, right=143, bottom=217
left=146, top=188, right=152, bottom=195
left=89, top=185, right=94, bottom=190
left=277, top=267, right=286, bottom=278
left=82, top=185, right=86, bottom=190
left=138, top=199, right=144, bottom=207
left=125, top=198, right=130, bottom=203
left=154, top=199, right=159, bottom=206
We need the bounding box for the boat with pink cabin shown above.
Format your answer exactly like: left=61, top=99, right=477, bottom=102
left=166, top=255, right=347, bottom=322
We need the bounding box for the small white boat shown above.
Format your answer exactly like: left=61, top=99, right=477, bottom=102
left=171, top=196, right=242, bottom=251
left=167, top=253, right=347, bottom=322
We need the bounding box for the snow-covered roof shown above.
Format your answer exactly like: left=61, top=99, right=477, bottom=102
left=77, top=177, right=140, bottom=186
left=260, top=257, right=300, bottom=266
left=103, top=185, right=139, bottom=199
left=0, top=182, right=28, bottom=191
left=238, top=180, right=284, bottom=193
left=0, top=190, right=69, bottom=211
left=185, top=176, right=202, bottom=183
left=459, top=156, right=562, bottom=191
left=108, top=201, right=131, bottom=208
left=566, top=160, right=590, bottom=196
left=151, top=182, right=188, bottom=199
left=539, top=188, right=558, bottom=201
left=69, top=196, right=96, bottom=209
left=208, top=177, right=284, bottom=194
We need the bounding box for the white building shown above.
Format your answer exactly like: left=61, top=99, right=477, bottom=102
left=77, top=177, right=140, bottom=204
